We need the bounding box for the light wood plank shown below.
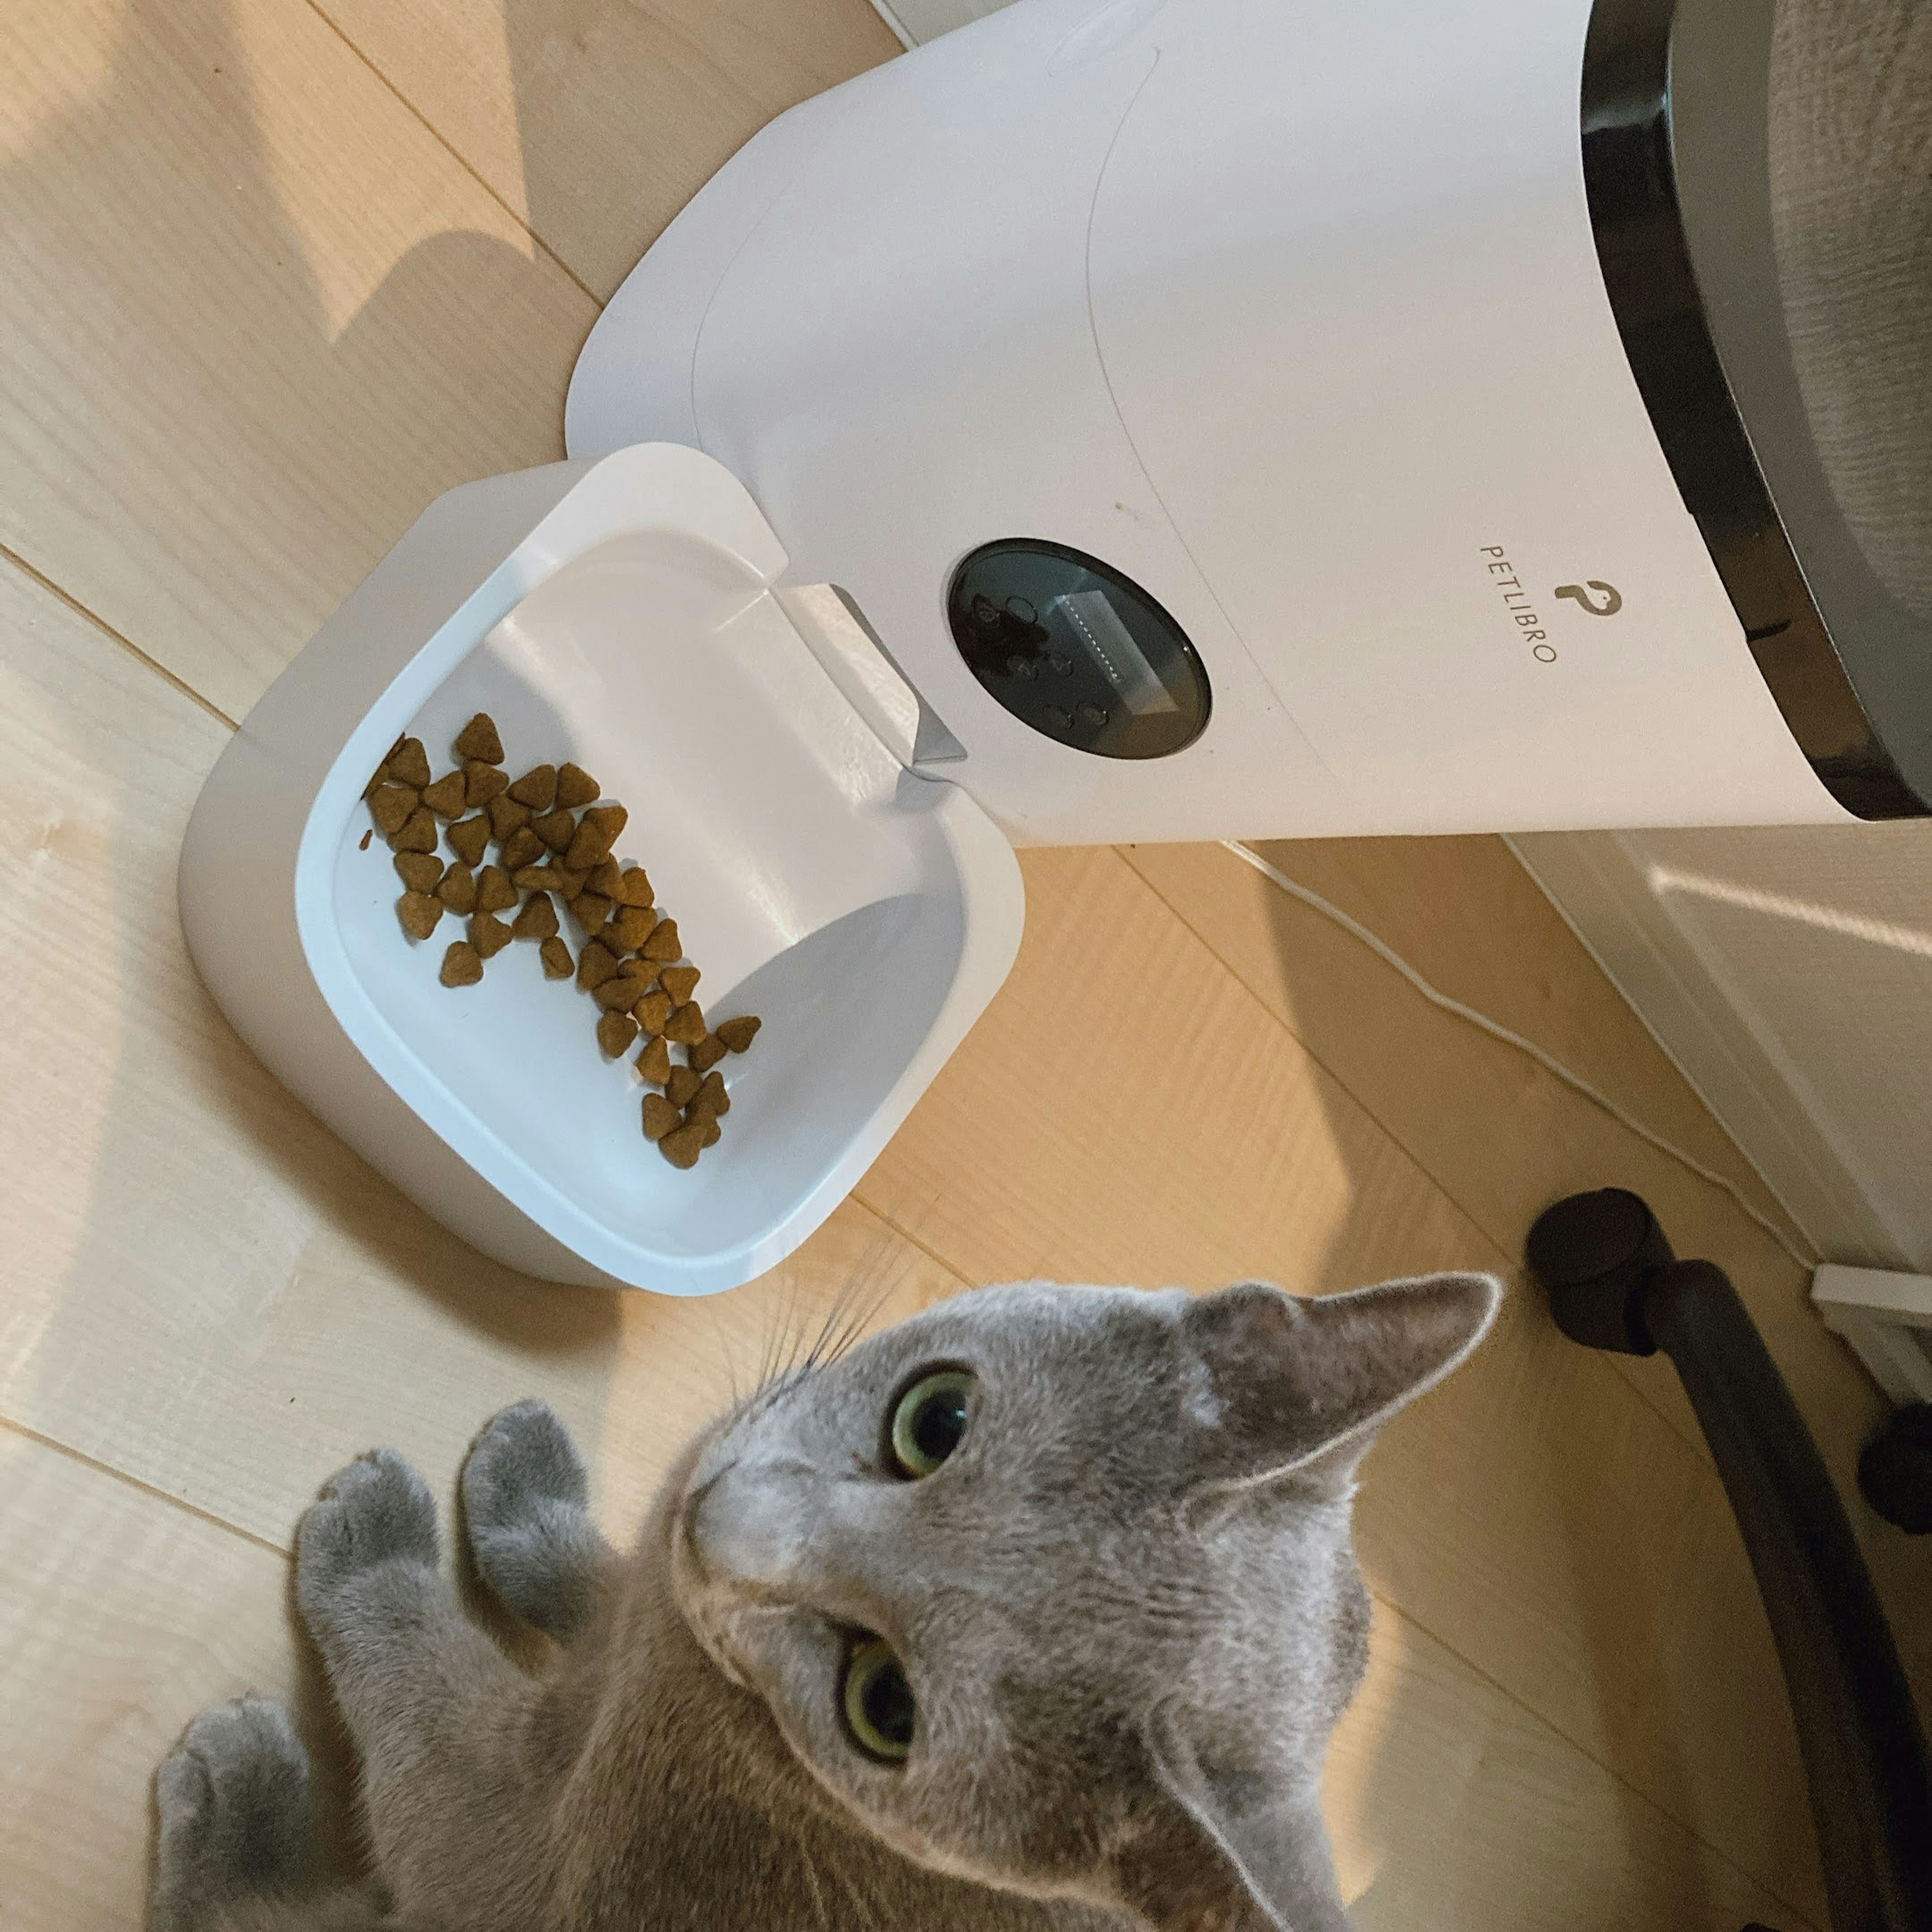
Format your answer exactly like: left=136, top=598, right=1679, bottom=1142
left=0, top=1430, right=295, bottom=1932
left=1120, top=837, right=1932, bottom=1699
left=857, top=844, right=1827, bottom=1922
left=320, top=0, right=902, bottom=302
left=0, top=0, right=596, bottom=726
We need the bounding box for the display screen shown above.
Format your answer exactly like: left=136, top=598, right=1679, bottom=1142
left=946, top=541, right=1210, bottom=759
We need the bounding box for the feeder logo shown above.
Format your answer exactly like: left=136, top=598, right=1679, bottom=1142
left=1479, top=546, right=1555, bottom=662
left=1479, top=547, right=1625, bottom=661
left=1555, top=580, right=1623, bottom=617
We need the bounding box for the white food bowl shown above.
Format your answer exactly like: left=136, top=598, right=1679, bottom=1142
left=180, top=445, right=1024, bottom=1294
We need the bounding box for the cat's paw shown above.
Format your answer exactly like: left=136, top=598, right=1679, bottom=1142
left=296, top=1447, right=439, bottom=1637
left=152, top=1698, right=311, bottom=1930
left=461, top=1401, right=613, bottom=1642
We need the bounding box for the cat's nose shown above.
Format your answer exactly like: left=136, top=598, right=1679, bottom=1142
left=685, top=1458, right=821, bottom=1595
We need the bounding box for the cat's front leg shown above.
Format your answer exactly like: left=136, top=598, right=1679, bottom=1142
left=152, top=1697, right=315, bottom=1930
left=460, top=1401, right=615, bottom=1643
left=296, top=1447, right=541, bottom=1921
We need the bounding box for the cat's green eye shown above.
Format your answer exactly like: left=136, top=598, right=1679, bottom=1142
left=842, top=1636, right=916, bottom=1763
left=888, top=1369, right=975, bottom=1479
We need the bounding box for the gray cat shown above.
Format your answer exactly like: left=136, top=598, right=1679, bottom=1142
left=151, top=1271, right=1498, bottom=1931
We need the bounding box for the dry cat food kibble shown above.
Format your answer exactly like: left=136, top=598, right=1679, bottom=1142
left=363, top=711, right=761, bottom=1168
left=395, top=852, right=443, bottom=894
left=396, top=891, right=442, bottom=941
left=440, top=941, right=484, bottom=987
left=448, top=816, right=491, bottom=867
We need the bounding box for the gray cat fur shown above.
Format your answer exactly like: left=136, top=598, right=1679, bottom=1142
left=150, top=1272, right=1499, bottom=1932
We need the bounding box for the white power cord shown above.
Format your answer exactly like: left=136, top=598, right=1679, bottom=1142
left=1221, top=841, right=1818, bottom=1270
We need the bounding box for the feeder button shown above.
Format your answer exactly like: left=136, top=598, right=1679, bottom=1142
left=1077, top=701, right=1108, bottom=727
left=1045, top=704, right=1074, bottom=732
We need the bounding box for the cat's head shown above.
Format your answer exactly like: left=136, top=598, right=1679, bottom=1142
left=671, top=1273, right=1499, bottom=1931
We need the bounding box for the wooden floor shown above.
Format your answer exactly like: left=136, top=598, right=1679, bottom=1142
left=2, top=2, right=1926, bottom=1926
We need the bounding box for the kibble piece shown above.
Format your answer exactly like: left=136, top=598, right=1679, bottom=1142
left=464, top=760, right=508, bottom=808
left=543, top=861, right=589, bottom=901
left=687, top=1070, right=730, bottom=1120
left=585, top=856, right=623, bottom=898
left=533, top=808, right=578, bottom=854
left=594, top=971, right=653, bottom=1012
left=576, top=940, right=620, bottom=992
left=658, top=1121, right=707, bottom=1169
left=597, top=1011, right=639, bottom=1059
left=555, top=761, right=600, bottom=810
left=438, top=863, right=478, bottom=915
left=715, top=1014, right=762, bottom=1055
left=448, top=815, right=491, bottom=867
left=540, top=936, right=573, bottom=980
left=421, top=771, right=467, bottom=819
left=394, top=851, right=444, bottom=893
left=476, top=864, right=518, bottom=914
left=570, top=892, right=613, bottom=936
left=470, top=910, right=514, bottom=959
left=511, top=864, right=553, bottom=893
left=659, top=964, right=700, bottom=1005
left=635, top=1035, right=672, bottom=1085
left=491, top=823, right=537, bottom=869
left=696, top=1116, right=722, bottom=1151
left=564, top=820, right=612, bottom=870
left=511, top=892, right=558, bottom=942
left=487, top=792, right=532, bottom=839
left=614, top=865, right=654, bottom=908
left=566, top=803, right=628, bottom=870
left=440, top=940, right=484, bottom=987
left=665, top=1064, right=702, bottom=1109
left=689, top=1032, right=729, bottom=1074
left=641, top=917, right=682, bottom=962
left=641, top=1093, right=681, bottom=1141
left=604, top=904, right=657, bottom=954
left=632, top=988, right=672, bottom=1035
left=663, top=1000, right=706, bottom=1045
left=363, top=759, right=391, bottom=799
left=359, top=829, right=373, bottom=851
left=454, top=712, right=504, bottom=764
left=508, top=764, right=558, bottom=811
left=389, top=737, right=433, bottom=790
left=396, top=891, right=442, bottom=941
left=499, top=827, right=544, bottom=872
left=368, top=783, right=419, bottom=836
left=390, top=807, right=440, bottom=854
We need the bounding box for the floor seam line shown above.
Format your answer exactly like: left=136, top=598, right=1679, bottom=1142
left=299, top=0, right=604, bottom=309
left=0, top=1414, right=288, bottom=1559
left=846, top=1193, right=973, bottom=1286
left=1, top=542, right=240, bottom=730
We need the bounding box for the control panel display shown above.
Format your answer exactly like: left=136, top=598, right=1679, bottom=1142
left=946, top=540, right=1210, bottom=759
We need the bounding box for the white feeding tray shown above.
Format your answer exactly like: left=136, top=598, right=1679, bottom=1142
left=180, top=446, right=1024, bottom=1294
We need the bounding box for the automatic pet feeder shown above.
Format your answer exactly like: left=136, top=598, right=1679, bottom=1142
left=180, top=0, right=1931, bottom=1293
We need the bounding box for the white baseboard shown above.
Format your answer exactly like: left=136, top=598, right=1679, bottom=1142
left=1508, top=829, right=1920, bottom=1271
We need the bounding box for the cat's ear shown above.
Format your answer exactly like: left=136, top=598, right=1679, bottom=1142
left=1110, top=1706, right=1350, bottom=1932
left=1180, top=1273, right=1500, bottom=1491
